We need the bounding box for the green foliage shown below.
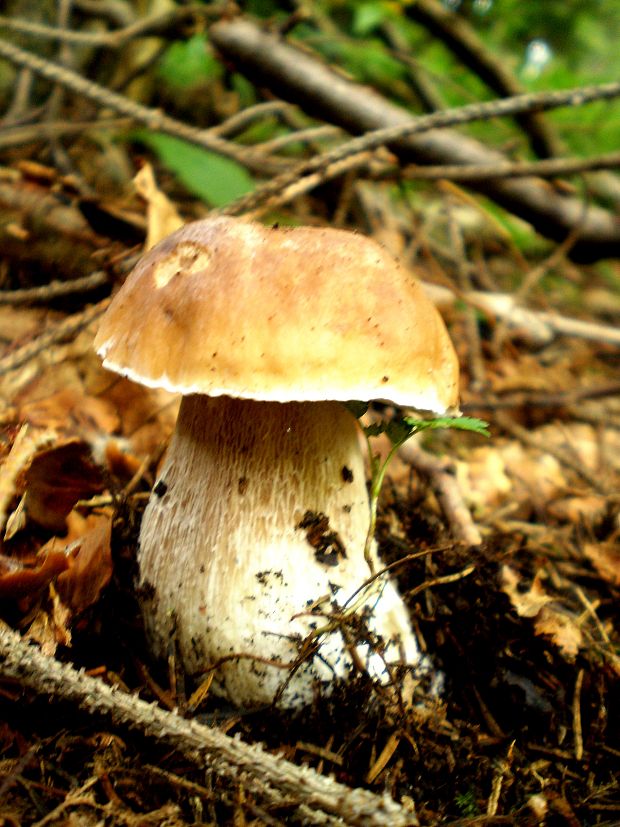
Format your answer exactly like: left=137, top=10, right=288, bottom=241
left=128, top=131, right=255, bottom=208
left=156, top=34, right=220, bottom=90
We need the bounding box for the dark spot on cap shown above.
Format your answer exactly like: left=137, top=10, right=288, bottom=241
left=238, top=476, right=248, bottom=495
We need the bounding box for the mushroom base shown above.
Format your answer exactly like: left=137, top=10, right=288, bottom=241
left=138, top=395, right=424, bottom=710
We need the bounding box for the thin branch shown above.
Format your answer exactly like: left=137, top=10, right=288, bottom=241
left=0, top=625, right=417, bottom=827
left=398, top=441, right=482, bottom=546
left=0, top=37, right=285, bottom=176
left=0, top=300, right=110, bottom=378
left=211, top=101, right=292, bottom=138
left=0, top=272, right=109, bottom=305
left=422, top=282, right=620, bottom=347
left=0, top=117, right=133, bottom=150
left=218, top=66, right=620, bottom=218
left=401, top=150, right=620, bottom=180
left=461, top=381, right=620, bottom=412
left=0, top=6, right=214, bottom=49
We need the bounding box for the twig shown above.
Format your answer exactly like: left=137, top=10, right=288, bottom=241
left=404, top=565, right=476, bottom=600
left=0, top=6, right=214, bottom=49
left=243, top=151, right=375, bottom=219
left=572, top=668, right=584, bottom=761
left=220, top=68, right=620, bottom=217
left=422, top=282, right=620, bottom=347
left=0, top=37, right=284, bottom=176
left=0, top=117, right=133, bottom=150
left=401, top=150, right=620, bottom=181
left=0, top=272, right=109, bottom=305
left=446, top=204, right=486, bottom=392
left=211, top=101, right=291, bottom=138
left=398, top=440, right=482, bottom=546
left=0, top=625, right=417, bottom=827
left=0, top=299, right=110, bottom=378
left=461, top=381, right=620, bottom=412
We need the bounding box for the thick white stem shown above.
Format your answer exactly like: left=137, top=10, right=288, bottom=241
left=138, top=395, right=421, bottom=709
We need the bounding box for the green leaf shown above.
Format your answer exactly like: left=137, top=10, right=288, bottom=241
left=352, top=2, right=389, bottom=36
left=157, top=34, right=220, bottom=90
left=402, top=415, right=491, bottom=437
left=129, top=132, right=254, bottom=208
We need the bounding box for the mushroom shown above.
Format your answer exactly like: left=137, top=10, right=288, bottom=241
left=94, top=217, right=459, bottom=710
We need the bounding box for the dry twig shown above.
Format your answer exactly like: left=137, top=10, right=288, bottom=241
left=0, top=299, right=109, bottom=377
left=423, top=282, right=620, bottom=347
left=398, top=440, right=482, bottom=546
left=0, top=272, right=109, bottom=305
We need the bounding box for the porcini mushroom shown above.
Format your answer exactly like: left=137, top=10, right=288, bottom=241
left=95, top=217, right=459, bottom=710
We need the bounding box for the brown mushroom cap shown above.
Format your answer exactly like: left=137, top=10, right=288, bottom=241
left=95, top=217, right=459, bottom=411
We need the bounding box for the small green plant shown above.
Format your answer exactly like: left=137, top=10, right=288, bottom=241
left=455, top=788, right=481, bottom=818
left=345, top=403, right=490, bottom=570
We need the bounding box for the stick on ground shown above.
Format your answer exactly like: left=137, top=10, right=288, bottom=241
left=0, top=626, right=418, bottom=827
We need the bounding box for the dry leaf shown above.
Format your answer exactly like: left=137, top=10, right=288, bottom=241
left=534, top=609, right=583, bottom=661
left=500, top=565, right=553, bottom=618
left=16, top=440, right=104, bottom=534
left=134, top=163, right=183, bottom=250
left=500, top=565, right=584, bottom=661
left=582, top=542, right=620, bottom=587
left=0, top=548, right=68, bottom=601
left=0, top=424, right=56, bottom=531
left=56, top=511, right=113, bottom=615
left=547, top=495, right=609, bottom=525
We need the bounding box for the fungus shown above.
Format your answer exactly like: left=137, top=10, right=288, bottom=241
left=95, top=217, right=459, bottom=709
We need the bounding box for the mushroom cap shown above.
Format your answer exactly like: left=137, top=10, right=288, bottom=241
left=95, top=217, right=459, bottom=412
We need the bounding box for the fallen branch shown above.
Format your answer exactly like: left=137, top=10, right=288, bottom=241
left=210, top=18, right=620, bottom=261
left=398, top=441, right=482, bottom=547
left=0, top=626, right=417, bottom=827
left=400, top=150, right=620, bottom=181
left=422, top=283, right=620, bottom=347
left=0, top=271, right=109, bottom=305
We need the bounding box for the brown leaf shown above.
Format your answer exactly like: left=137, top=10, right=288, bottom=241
left=19, top=440, right=104, bottom=534
left=0, top=424, right=56, bottom=532
left=500, top=565, right=552, bottom=618
left=0, top=548, right=68, bottom=600
left=582, top=542, right=620, bottom=587
left=500, top=565, right=584, bottom=661
left=134, top=163, right=183, bottom=250
left=20, top=388, right=119, bottom=435
left=56, top=511, right=113, bottom=614
left=534, top=609, right=584, bottom=661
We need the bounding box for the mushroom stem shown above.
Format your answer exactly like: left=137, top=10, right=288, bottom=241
left=138, top=394, right=422, bottom=709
